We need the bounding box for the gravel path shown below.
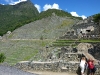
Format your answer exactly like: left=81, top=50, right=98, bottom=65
left=0, top=65, right=77, bottom=75
left=0, top=65, right=38, bottom=75
left=27, top=70, right=77, bottom=75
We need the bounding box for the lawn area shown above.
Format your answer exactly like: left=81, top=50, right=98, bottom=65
left=52, top=39, right=100, bottom=47
left=0, top=39, right=55, bottom=65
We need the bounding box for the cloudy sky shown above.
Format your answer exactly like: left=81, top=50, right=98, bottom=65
left=0, top=0, right=100, bottom=19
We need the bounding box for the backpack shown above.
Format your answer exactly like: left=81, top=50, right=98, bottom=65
left=88, top=61, right=94, bottom=69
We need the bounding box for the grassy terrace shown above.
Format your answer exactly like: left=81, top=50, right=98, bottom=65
left=0, top=39, right=54, bottom=65
left=52, top=39, right=100, bottom=47
left=0, top=39, right=100, bottom=65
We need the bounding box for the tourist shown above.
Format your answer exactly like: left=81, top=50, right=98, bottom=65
left=87, top=59, right=96, bottom=75
left=79, top=57, right=87, bottom=75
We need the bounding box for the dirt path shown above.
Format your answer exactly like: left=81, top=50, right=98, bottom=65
left=27, top=70, right=77, bottom=75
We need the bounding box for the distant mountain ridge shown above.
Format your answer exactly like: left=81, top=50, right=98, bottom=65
left=6, top=14, right=79, bottom=39
left=2, top=0, right=100, bottom=40
left=0, top=0, right=84, bottom=36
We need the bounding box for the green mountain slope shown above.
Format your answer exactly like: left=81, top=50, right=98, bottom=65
left=37, top=9, right=83, bottom=20
left=0, top=2, right=83, bottom=65
left=0, top=0, right=39, bottom=35
left=7, top=12, right=80, bottom=39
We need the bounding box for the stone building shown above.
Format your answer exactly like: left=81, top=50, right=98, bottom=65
left=60, top=16, right=100, bottom=39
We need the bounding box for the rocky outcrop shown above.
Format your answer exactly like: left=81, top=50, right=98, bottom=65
left=77, top=43, right=93, bottom=53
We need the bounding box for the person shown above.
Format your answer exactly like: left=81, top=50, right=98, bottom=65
left=79, top=57, right=87, bottom=75
left=87, top=59, right=96, bottom=75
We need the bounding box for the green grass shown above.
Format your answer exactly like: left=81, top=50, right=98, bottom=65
left=57, top=20, right=74, bottom=29
left=80, top=39, right=100, bottom=42
left=0, top=39, right=99, bottom=65
left=56, top=39, right=100, bottom=42
left=0, top=39, right=54, bottom=65
left=52, top=39, right=100, bottom=47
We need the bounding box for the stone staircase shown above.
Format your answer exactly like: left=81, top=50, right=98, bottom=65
left=83, top=52, right=98, bottom=64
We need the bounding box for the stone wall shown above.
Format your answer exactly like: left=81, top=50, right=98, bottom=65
left=15, top=43, right=100, bottom=75
left=64, top=53, right=80, bottom=62
left=15, top=61, right=100, bottom=75
left=15, top=61, right=79, bottom=72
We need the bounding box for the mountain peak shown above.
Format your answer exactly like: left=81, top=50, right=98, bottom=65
left=0, top=0, right=39, bottom=35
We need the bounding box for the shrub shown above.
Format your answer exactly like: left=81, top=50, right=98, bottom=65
left=0, top=53, right=6, bottom=63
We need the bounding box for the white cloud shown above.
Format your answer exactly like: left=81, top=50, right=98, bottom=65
left=70, top=12, right=79, bottom=17
left=52, top=3, right=59, bottom=9
left=4, top=0, right=27, bottom=5
left=35, top=4, right=41, bottom=13
left=70, top=11, right=87, bottom=19
left=81, top=15, right=87, bottom=19
left=43, top=3, right=60, bottom=11
left=20, top=0, right=27, bottom=1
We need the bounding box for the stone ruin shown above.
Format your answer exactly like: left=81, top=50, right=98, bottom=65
left=59, top=30, right=78, bottom=39
left=59, top=16, right=100, bottom=39
left=15, top=43, right=100, bottom=75
left=13, top=16, right=100, bottom=74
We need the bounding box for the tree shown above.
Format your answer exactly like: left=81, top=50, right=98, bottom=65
left=0, top=53, right=6, bottom=63
left=93, top=13, right=100, bottom=24
left=93, top=13, right=100, bottom=35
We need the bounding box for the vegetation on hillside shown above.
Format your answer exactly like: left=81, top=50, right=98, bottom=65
left=0, top=53, right=6, bottom=63
left=0, top=39, right=54, bottom=65
left=1, top=0, right=100, bottom=39
left=93, top=13, right=100, bottom=24
left=93, top=13, right=100, bottom=35
left=0, top=6, right=83, bottom=36
left=53, top=39, right=100, bottom=47
left=36, top=9, right=83, bottom=20
left=0, top=0, right=39, bottom=36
